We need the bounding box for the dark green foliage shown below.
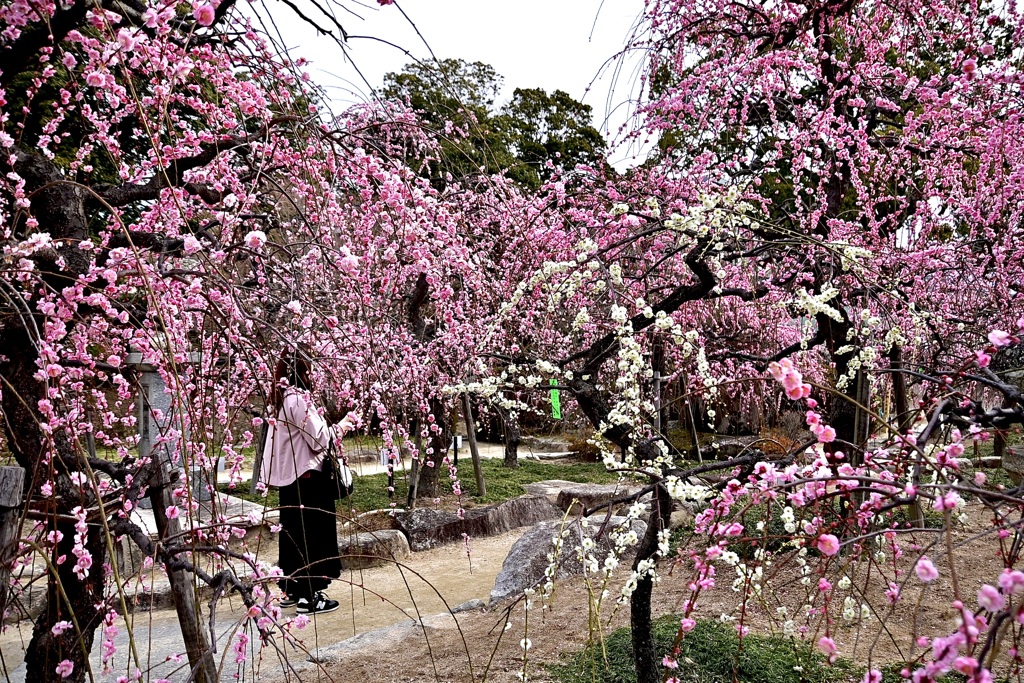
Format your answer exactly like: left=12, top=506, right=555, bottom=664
left=549, top=617, right=859, bottom=683
left=496, top=87, right=608, bottom=188
left=380, top=58, right=606, bottom=189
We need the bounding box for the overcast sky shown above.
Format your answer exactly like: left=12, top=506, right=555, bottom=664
left=253, top=0, right=649, bottom=153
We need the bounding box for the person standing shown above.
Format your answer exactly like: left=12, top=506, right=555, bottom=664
left=260, top=350, right=354, bottom=614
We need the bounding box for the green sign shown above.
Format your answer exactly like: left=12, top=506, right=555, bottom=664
left=550, top=379, right=561, bottom=420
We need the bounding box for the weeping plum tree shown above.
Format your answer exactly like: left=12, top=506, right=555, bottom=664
left=454, top=0, right=1024, bottom=681
left=5, top=0, right=1024, bottom=681
left=0, top=1, right=522, bottom=680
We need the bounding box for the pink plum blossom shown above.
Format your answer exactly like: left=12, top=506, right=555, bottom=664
left=244, top=230, right=267, bottom=250
left=817, top=636, right=837, bottom=663
left=988, top=330, right=1012, bottom=348
left=193, top=4, right=216, bottom=26
left=977, top=584, right=1005, bottom=612
left=816, top=534, right=840, bottom=556
left=915, top=557, right=939, bottom=582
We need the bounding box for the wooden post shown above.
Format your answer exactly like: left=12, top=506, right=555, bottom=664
left=653, top=371, right=663, bottom=435
left=462, top=393, right=486, bottom=498
left=250, top=418, right=268, bottom=496
left=148, top=451, right=217, bottom=683
left=889, top=346, right=912, bottom=434
left=407, top=420, right=422, bottom=509
left=681, top=373, right=702, bottom=462
left=889, top=347, right=923, bottom=526
left=0, top=467, right=25, bottom=621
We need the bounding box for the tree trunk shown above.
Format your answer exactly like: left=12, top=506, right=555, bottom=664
left=496, top=404, right=520, bottom=469
left=3, top=150, right=105, bottom=683
left=25, top=521, right=109, bottom=683
left=630, top=482, right=673, bottom=683
left=414, top=398, right=448, bottom=500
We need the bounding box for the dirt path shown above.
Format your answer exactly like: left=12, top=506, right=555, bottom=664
left=0, top=528, right=529, bottom=682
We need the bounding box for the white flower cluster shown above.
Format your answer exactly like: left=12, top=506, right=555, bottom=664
left=663, top=187, right=754, bottom=242
left=836, top=344, right=878, bottom=391
left=497, top=258, right=575, bottom=320
left=790, top=286, right=844, bottom=322
left=831, top=240, right=873, bottom=272
left=731, top=562, right=764, bottom=596
left=780, top=505, right=797, bottom=534
left=644, top=197, right=661, bottom=218
left=842, top=595, right=871, bottom=623
left=663, top=476, right=713, bottom=506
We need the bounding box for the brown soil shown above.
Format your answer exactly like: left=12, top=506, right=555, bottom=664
left=260, top=497, right=1017, bottom=683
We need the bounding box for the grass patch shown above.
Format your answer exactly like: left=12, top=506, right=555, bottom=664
left=218, top=457, right=619, bottom=513
left=549, top=617, right=859, bottom=683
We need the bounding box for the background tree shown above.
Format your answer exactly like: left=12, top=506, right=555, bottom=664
left=497, top=87, right=608, bottom=189
left=380, top=58, right=606, bottom=189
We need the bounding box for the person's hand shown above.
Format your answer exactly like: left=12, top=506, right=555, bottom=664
left=339, top=411, right=361, bottom=432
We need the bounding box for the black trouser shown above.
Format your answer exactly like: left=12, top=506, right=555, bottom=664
left=277, top=469, right=341, bottom=599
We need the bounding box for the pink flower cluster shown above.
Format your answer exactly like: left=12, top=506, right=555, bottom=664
left=768, top=359, right=811, bottom=400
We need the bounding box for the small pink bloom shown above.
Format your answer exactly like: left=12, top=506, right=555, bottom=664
left=933, top=490, right=960, bottom=511
left=988, top=329, right=1012, bottom=348
left=998, top=569, right=1024, bottom=594
left=55, top=660, right=74, bottom=678
left=51, top=621, right=73, bottom=635
left=962, top=58, right=978, bottom=74
left=244, top=230, right=266, bottom=249
left=85, top=71, right=104, bottom=87
left=816, top=534, right=840, bottom=556
left=915, top=556, right=939, bottom=582
left=193, top=4, right=216, bottom=26
left=817, top=425, right=836, bottom=443
left=662, top=655, right=678, bottom=669
left=679, top=618, right=696, bottom=632
left=954, top=656, right=979, bottom=675
left=165, top=505, right=179, bottom=520
left=818, top=636, right=837, bottom=662
left=975, top=351, right=991, bottom=368
left=978, top=584, right=1005, bottom=612
left=974, top=471, right=987, bottom=486
left=863, top=670, right=882, bottom=683
left=183, top=235, right=202, bottom=254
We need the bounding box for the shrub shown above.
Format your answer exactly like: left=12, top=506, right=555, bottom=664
left=549, top=617, right=859, bottom=683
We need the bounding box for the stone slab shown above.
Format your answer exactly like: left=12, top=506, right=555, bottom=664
left=394, top=495, right=562, bottom=552
left=490, top=514, right=648, bottom=604
left=337, top=529, right=411, bottom=569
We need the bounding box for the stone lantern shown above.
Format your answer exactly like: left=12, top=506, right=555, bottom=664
left=127, top=350, right=212, bottom=505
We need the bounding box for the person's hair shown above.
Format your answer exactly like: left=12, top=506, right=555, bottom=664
left=269, top=348, right=313, bottom=413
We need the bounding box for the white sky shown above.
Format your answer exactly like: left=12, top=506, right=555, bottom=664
left=254, top=0, right=650, bottom=157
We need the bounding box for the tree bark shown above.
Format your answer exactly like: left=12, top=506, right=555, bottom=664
left=496, top=403, right=520, bottom=468
left=410, top=399, right=448, bottom=500
left=630, top=481, right=673, bottom=683
left=2, top=150, right=104, bottom=683
left=24, top=520, right=108, bottom=683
